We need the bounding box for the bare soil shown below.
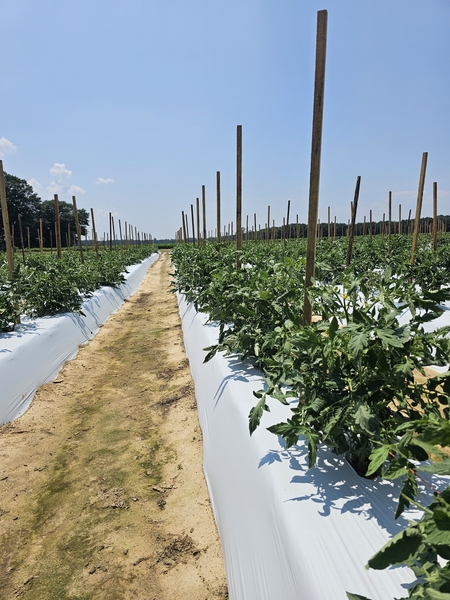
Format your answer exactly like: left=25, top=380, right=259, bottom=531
left=0, top=250, right=227, bottom=600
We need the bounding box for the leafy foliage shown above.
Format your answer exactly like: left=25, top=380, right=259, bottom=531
left=172, top=236, right=450, bottom=600
left=0, top=246, right=157, bottom=329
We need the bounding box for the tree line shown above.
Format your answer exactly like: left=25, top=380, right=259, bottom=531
left=0, top=172, right=89, bottom=250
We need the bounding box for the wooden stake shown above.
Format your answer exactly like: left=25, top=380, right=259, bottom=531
left=202, top=185, right=207, bottom=246
left=411, top=152, right=428, bottom=264
left=286, top=200, right=291, bottom=240
left=0, top=160, right=14, bottom=278
left=346, top=176, right=361, bottom=268
left=398, top=204, right=402, bottom=236
left=388, top=191, right=392, bottom=246
left=53, top=194, right=62, bottom=258
left=267, top=206, right=270, bottom=244
left=90, top=208, right=99, bottom=257
left=433, top=182, right=438, bottom=252
left=190, top=204, right=195, bottom=245
left=72, top=196, right=84, bottom=263
left=304, top=9, right=327, bottom=325
left=18, top=214, right=25, bottom=265
left=216, top=172, right=221, bottom=244
left=185, top=212, right=190, bottom=242
left=182, top=210, right=187, bottom=243
left=236, top=125, right=242, bottom=267
left=196, top=198, right=200, bottom=247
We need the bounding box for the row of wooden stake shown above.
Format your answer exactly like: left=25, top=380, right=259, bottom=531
left=175, top=11, right=445, bottom=325
left=0, top=160, right=153, bottom=280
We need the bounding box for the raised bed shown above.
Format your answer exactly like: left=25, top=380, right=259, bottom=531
left=0, top=253, right=159, bottom=425
left=178, top=292, right=449, bottom=600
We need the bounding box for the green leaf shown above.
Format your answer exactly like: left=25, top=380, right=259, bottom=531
left=249, top=397, right=270, bottom=435
left=346, top=594, right=372, bottom=600
left=354, top=404, right=379, bottom=436
left=367, top=528, right=423, bottom=570
left=304, top=429, right=318, bottom=469
left=375, top=328, right=405, bottom=348
left=348, top=330, right=370, bottom=358
left=366, top=445, right=391, bottom=477
left=395, top=472, right=419, bottom=519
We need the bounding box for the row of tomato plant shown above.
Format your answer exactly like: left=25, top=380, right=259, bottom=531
left=171, top=235, right=450, bottom=599
left=0, top=246, right=157, bottom=332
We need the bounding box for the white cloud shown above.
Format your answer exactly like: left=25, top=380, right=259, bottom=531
left=27, top=178, right=45, bottom=197
left=47, top=163, right=72, bottom=194
left=44, top=163, right=86, bottom=198
left=50, top=163, right=72, bottom=180
left=95, top=177, right=115, bottom=185
left=0, top=137, right=18, bottom=159
left=69, top=184, right=86, bottom=195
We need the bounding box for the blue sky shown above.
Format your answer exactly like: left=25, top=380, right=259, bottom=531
left=1, top=0, right=449, bottom=239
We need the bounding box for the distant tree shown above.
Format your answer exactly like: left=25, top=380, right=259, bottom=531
left=0, top=173, right=41, bottom=248
left=40, top=199, right=89, bottom=248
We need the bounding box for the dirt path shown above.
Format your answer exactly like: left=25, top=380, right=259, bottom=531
left=0, top=250, right=227, bottom=600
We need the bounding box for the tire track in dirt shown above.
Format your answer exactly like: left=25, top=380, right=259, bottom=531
left=0, top=250, right=227, bottom=600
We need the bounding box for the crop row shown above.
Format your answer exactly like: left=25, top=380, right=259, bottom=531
left=0, top=246, right=157, bottom=332
left=171, top=235, right=450, bottom=600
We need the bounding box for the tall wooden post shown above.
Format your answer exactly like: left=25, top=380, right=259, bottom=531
left=182, top=211, right=187, bottom=243
left=286, top=200, right=291, bottom=240
left=411, top=152, right=428, bottom=264
left=346, top=176, right=361, bottom=268
left=304, top=10, right=327, bottom=325
left=119, top=219, right=123, bottom=245
left=253, top=213, right=257, bottom=243
left=216, top=171, right=221, bottom=244
left=190, top=204, right=195, bottom=246
left=18, top=214, right=25, bottom=265
left=0, top=160, right=14, bottom=278
left=39, top=218, right=44, bottom=252
left=196, top=198, right=200, bottom=247
left=54, top=194, right=62, bottom=258
left=398, top=204, right=402, bottom=236
left=433, top=182, right=438, bottom=252
left=236, top=125, right=243, bottom=267
left=388, top=191, right=392, bottom=246
left=72, top=196, right=84, bottom=263
left=370, top=209, right=373, bottom=241
left=185, top=212, right=190, bottom=242
left=90, top=208, right=99, bottom=257
left=202, top=185, right=207, bottom=246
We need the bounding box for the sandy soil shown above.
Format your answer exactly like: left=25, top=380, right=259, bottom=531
left=0, top=250, right=227, bottom=600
